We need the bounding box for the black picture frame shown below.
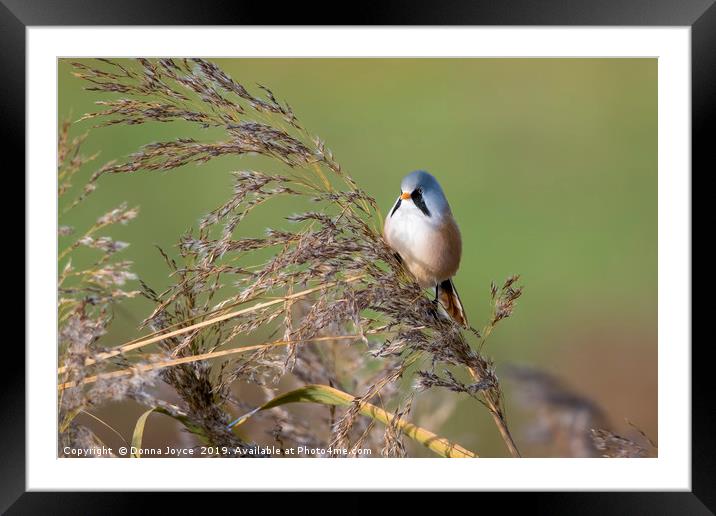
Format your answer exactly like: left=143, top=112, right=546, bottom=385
left=5, top=0, right=710, bottom=512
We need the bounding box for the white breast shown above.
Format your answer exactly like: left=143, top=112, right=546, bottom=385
left=384, top=199, right=453, bottom=287
left=385, top=200, right=433, bottom=258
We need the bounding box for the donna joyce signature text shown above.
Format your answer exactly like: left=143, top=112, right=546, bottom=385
left=62, top=445, right=373, bottom=457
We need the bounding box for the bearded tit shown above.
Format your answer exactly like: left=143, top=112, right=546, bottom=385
left=383, top=170, right=468, bottom=327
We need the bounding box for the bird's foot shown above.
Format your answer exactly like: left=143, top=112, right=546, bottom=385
left=428, top=298, right=441, bottom=320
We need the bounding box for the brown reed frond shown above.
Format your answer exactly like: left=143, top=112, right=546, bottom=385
left=57, top=118, right=154, bottom=453
left=505, top=364, right=654, bottom=458
left=504, top=364, right=607, bottom=457
left=590, top=429, right=649, bottom=458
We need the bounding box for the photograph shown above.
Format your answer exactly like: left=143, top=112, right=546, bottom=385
left=57, top=57, right=658, bottom=460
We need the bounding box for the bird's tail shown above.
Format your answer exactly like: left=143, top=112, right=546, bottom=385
left=438, top=279, right=468, bottom=327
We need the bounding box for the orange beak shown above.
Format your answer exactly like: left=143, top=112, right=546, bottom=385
left=400, top=192, right=411, bottom=200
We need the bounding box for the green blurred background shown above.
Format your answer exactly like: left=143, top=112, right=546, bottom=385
left=58, top=58, right=657, bottom=457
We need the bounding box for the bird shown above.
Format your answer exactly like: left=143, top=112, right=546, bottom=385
left=383, top=170, right=468, bottom=327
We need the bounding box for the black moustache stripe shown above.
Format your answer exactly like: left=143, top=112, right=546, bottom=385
left=390, top=198, right=402, bottom=217
left=412, top=191, right=431, bottom=217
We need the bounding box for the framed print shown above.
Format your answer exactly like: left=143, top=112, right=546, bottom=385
left=6, top=0, right=711, bottom=511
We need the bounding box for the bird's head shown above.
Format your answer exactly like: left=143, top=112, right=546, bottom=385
left=394, top=170, right=451, bottom=219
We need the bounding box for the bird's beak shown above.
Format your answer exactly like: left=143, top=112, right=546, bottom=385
left=400, top=192, right=411, bottom=200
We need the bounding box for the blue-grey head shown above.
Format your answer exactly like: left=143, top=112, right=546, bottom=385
left=394, top=170, right=451, bottom=219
